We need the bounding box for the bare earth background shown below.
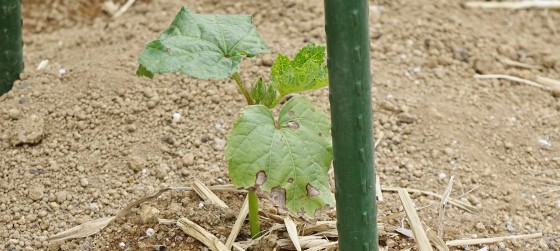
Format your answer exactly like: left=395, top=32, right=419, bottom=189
left=1, top=0, right=559, bottom=250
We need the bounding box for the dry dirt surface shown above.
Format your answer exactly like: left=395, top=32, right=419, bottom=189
left=1, top=0, right=559, bottom=250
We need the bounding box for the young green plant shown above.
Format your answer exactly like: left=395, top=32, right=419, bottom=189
left=137, top=6, right=334, bottom=238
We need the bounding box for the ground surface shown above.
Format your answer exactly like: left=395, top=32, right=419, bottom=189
left=1, top=0, right=559, bottom=250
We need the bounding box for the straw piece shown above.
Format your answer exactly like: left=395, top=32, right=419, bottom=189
left=192, top=179, right=229, bottom=208
left=395, top=227, right=415, bottom=239
left=375, top=131, right=385, bottom=149
left=536, top=75, right=560, bottom=90
left=499, top=58, right=543, bottom=70
left=398, top=189, right=434, bottom=251
left=464, top=1, right=560, bottom=9
left=101, top=1, right=119, bottom=15
left=302, top=221, right=336, bottom=235
left=176, top=217, right=228, bottom=251
left=232, top=243, right=245, bottom=251
left=437, top=176, right=455, bottom=238
left=113, top=0, right=136, bottom=17
left=226, top=195, right=249, bottom=249
left=48, top=216, right=114, bottom=242
left=376, top=175, right=384, bottom=201
left=158, top=218, right=176, bottom=225
left=306, top=241, right=339, bottom=251
left=474, top=74, right=546, bottom=89
left=171, top=184, right=244, bottom=192
left=382, top=186, right=476, bottom=213
left=446, top=233, right=543, bottom=246
left=36, top=59, right=49, bottom=70
left=284, top=216, right=302, bottom=251
left=50, top=187, right=172, bottom=242
left=426, top=228, right=450, bottom=251
left=277, top=236, right=329, bottom=250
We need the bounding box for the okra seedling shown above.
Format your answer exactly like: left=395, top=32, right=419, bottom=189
left=137, top=6, right=334, bottom=238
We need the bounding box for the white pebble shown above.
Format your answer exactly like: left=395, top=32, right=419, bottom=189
left=119, top=242, right=126, bottom=249
left=146, top=228, right=155, bottom=237
left=199, top=202, right=205, bottom=208
left=538, top=139, right=552, bottom=149
left=172, top=112, right=181, bottom=122
left=555, top=200, right=560, bottom=208
left=438, top=173, right=447, bottom=180
left=89, top=203, right=100, bottom=212
left=412, top=66, right=421, bottom=73
left=510, top=117, right=517, bottom=124
left=58, top=68, right=66, bottom=76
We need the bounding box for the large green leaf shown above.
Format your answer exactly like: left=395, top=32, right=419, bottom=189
left=225, top=96, right=334, bottom=216
left=270, top=44, right=328, bottom=96
left=137, top=6, right=269, bottom=79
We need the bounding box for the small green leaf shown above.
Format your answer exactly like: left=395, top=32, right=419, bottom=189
left=137, top=6, right=269, bottom=79
left=250, top=78, right=279, bottom=109
left=262, top=84, right=279, bottom=108
left=250, top=78, right=266, bottom=102
left=270, top=44, right=328, bottom=96
left=225, top=96, right=334, bottom=216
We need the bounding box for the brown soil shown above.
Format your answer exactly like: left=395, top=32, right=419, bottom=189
left=1, top=0, right=559, bottom=250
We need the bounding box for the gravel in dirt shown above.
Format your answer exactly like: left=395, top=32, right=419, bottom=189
left=0, top=0, right=559, bottom=250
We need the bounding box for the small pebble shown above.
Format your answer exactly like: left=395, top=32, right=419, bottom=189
left=443, top=147, right=455, bottom=156
left=146, top=228, right=155, bottom=237
left=80, top=178, right=89, bottom=187
left=182, top=153, right=195, bottom=167
left=213, top=138, right=226, bottom=151
left=55, top=191, right=68, bottom=203
left=37, top=210, right=48, bottom=217
left=397, top=112, right=418, bottom=123
left=172, top=112, right=181, bottom=122
left=28, top=187, right=44, bottom=201
left=8, top=108, right=22, bottom=120
left=119, top=242, right=126, bottom=249
left=538, top=139, right=552, bottom=150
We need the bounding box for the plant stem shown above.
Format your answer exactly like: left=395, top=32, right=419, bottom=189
left=248, top=190, right=261, bottom=238
left=231, top=72, right=254, bottom=105
left=234, top=71, right=260, bottom=239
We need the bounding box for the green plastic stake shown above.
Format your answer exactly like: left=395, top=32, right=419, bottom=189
left=0, top=0, right=24, bottom=96
left=324, top=0, right=378, bottom=250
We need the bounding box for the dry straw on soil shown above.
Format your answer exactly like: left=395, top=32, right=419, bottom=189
left=48, top=177, right=544, bottom=250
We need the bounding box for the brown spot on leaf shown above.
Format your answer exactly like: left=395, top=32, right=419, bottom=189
left=287, top=121, right=299, bottom=129
left=311, top=108, right=315, bottom=112
left=318, top=132, right=323, bottom=137
left=272, top=187, right=286, bottom=208
left=287, top=178, right=293, bottom=183
left=255, top=171, right=267, bottom=186
left=288, top=111, right=295, bottom=116
left=306, top=184, right=320, bottom=197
